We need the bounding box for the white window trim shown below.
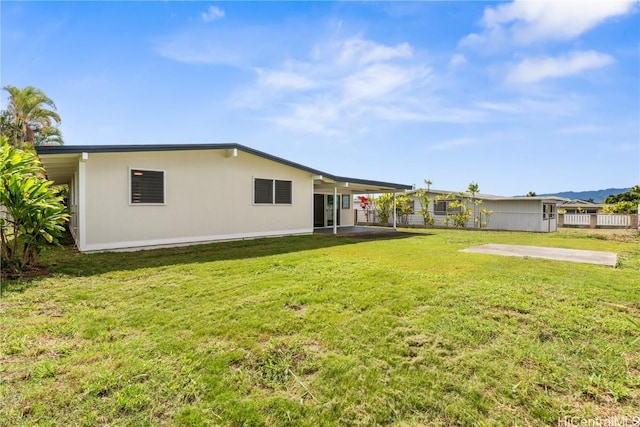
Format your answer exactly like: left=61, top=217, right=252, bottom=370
left=253, top=177, right=293, bottom=206
left=341, top=194, right=350, bottom=209
left=129, top=167, right=166, bottom=206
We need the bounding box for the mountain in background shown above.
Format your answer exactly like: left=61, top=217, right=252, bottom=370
left=531, top=188, right=631, bottom=203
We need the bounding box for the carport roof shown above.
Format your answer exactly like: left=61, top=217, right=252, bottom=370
left=36, top=143, right=413, bottom=193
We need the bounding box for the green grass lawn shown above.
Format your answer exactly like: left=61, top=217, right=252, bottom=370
left=1, top=228, right=639, bottom=426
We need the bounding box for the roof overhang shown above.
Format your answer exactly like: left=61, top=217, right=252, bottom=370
left=313, top=176, right=409, bottom=193
left=38, top=152, right=81, bottom=184
left=36, top=144, right=413, bottom=192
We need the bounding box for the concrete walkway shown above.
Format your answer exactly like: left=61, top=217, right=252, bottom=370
left=462, top=244, right=618, bottom=267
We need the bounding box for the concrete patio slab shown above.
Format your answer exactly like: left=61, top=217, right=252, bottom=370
left=462, top=244, right=617, bottom=267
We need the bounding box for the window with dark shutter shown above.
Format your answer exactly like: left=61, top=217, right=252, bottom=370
left=131, top=169, right=165, bottom=204
left=254, top=178, right=274, bottom=204
left=274, top=180, right=292, bottom=204
left=434, top=200, right=447, bottom=215
left=254, top=178, right=293, bottom=205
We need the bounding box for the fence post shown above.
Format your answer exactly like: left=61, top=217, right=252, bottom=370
left=589, top=214, right=597, bottom=229
left=558, top=213, right=564, bottom=228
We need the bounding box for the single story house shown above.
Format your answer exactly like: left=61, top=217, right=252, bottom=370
left=557, top=200, right=636, bottom=228
left=36, top=144, right=412, bottom=252
left=558, top=199, right=606, bottom=215
left=356, top=189, right=567, bottom=232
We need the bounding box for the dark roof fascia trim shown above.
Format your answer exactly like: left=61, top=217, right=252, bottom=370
left=36, top=144, right=412, bottom=191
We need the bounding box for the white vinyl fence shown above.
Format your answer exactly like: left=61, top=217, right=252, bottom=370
left=563, top=213, right=632, bottom=227
left=597, top=214, right=630, bottom=227
left=564, top=214, right=590, bottom=226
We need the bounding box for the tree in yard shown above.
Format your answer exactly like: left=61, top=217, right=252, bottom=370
left=415, top=179, right=435, bottom=226
left=479, top=207, right=493, bottom=229
left=2, top=85, right=63, bottom=148
left=603, top=186, right=640, bottom=213
left=466, top=182, right=483, bottom=228
left=0, top=137, right=69, bottom=276
left=447, top=197, right=472, bottom=228
left=376, top=193, right=394, bottom=223
left=0, top=110, right=21, bottom=145
left=526, top=191, right=537, bottom=197
left=395, top=193, right=414, bottom=225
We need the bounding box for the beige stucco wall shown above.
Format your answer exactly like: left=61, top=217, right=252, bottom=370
left=83, top=150, right=314, bottom=250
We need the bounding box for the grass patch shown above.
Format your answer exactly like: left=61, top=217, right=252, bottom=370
left=1, top=228, right=639, bottom=425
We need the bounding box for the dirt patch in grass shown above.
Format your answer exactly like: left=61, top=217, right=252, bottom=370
left=284, top=302, right=308, bottom=314
left=1, top=264, right=52, bottom=282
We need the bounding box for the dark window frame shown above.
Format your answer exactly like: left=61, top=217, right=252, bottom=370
left=254, top=178, right=292, bottom=205
left=434, top=199, right=461, bottom=215
left=341, top=194, right=350, bottom=209
left=130, top=168, right=165, bottom=205
left=543, top=203, right=556, bottom=220
left=254, top=178, right=274, bottom=204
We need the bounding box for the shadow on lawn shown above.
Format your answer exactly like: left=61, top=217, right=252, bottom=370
left=27, top=230, right=431, bottom=280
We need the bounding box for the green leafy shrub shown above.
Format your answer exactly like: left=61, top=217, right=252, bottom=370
left=0, top=137, right=69, bottom=275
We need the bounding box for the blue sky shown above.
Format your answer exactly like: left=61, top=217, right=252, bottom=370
left=2, top=1, right=638, bottom=195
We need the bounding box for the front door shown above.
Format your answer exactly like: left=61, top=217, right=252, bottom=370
left=326, top=195, right=340, bottom=227
left=314, top=194, right=341, bottom=227
left=314, top=194, right=325, bottom=227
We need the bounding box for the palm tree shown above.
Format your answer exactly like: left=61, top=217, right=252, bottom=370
left=32, top=124, right=64, bottom=146
left=3, top=85, right=62, bottom=148
left=467, top=182, right=480, bottom=227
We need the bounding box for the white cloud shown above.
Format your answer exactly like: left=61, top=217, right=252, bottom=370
left=462, top=0, right=636, bottom=46
left=334, top=37, right=413, bottom=66
left=477, top=93, right=584, bottom=117
left=201, top=6, right=225, bottom=23
left=343, top=63, right=428, bottom=102
left=448, top=53, right=466, bottom=69
left=231, top=35, right=440, bottom=135
left=257, top=69, right=317, bottom=91
left=506, top=51, right=614, bottom=84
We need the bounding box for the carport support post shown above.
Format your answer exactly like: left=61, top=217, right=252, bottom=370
left=333, top=187, right=338, bottom=235
left=393, top=193, right=397, bottom=230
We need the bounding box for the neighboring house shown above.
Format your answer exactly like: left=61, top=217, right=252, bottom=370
left=558, top=199, right=606, bottom=214
left=36, top=144, right=412, bottom=252
left=558, top=199, right=636, bottom=229
left=356, top=189, right=567, bottom=232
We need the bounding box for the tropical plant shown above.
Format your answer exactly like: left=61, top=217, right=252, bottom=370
left=466, top=182, right=483, bottom=228
left=0, top=138, right=69, bottom=275
left=33, top=124, right=64, bottom=146
left=603, top=201, right=638, bottom=215
left=395, top=193, right=414, bottom=225
left=2, top=85, right=63, bottom=148
left=0, top=110, right=21, bottom=144
left=447, top=198, right=472, bottom=227
left=359, top=195, right=373, bottom=223
left=604, top=186, right=640, bottom=213
left=415, top=179, right=435, bottom=226
left=479, top=207, right=493, bottom=229
left=376, top=193, right=394, bottom=223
